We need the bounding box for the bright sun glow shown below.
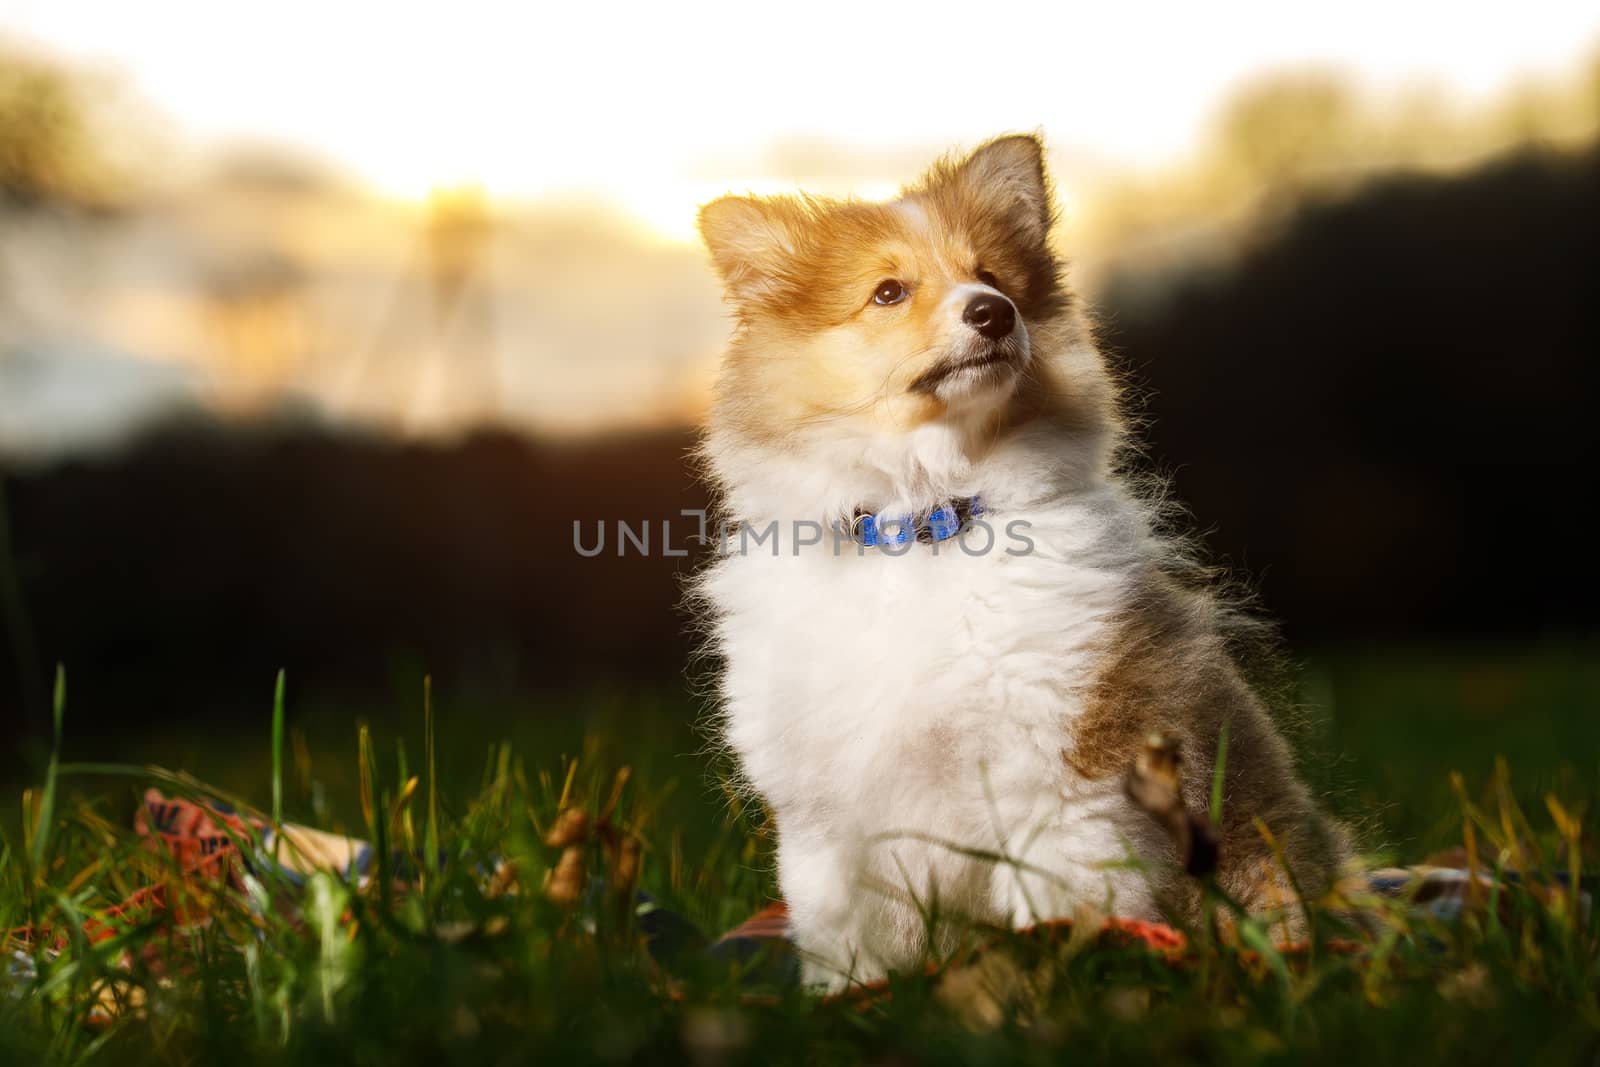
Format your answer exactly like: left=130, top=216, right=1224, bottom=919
left=6, top=0, right=1598, bottom=240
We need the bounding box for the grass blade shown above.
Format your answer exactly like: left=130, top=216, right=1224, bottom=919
left=271, top=669, right=286, bottom=865
left=424, top=676, right=439, bottom=877
left=1210, top=717, right=1230, bottom=825
left=28, top=664, right=65, bottom=874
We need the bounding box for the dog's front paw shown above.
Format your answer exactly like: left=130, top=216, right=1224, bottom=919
left=799, top=957, right=857, bottom=995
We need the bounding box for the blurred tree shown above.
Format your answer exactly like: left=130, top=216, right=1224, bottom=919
left=1211, top=72, right=1362, bottom=191
left=0, top=43, right=115, bottom=211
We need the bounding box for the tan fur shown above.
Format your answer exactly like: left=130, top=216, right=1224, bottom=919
left=699, top=136, right=1093, bottom=451
left=1075, top=571, right=1352, bottom=922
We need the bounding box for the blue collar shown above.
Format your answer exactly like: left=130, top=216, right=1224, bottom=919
left=852, top=496, right=985, bottom=546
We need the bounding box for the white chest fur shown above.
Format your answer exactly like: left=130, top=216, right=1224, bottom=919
left=702, top=485, right=1169, bottom=988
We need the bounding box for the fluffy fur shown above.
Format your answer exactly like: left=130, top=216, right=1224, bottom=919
left=694, top=134, right=1349, bottom=991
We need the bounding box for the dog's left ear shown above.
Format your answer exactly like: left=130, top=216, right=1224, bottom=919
left=950, top=134, right=1053, bottom=244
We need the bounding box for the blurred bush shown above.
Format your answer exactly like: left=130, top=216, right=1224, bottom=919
left=0, top=43, right=119, bottom=211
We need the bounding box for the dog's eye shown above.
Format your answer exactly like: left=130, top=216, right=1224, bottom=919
left=976, top=269, right=1002, bottom=291
left=871, top=280, right=908, bottom=306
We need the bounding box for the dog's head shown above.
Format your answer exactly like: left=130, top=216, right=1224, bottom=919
left=699, top=135, right=1092, bottom=448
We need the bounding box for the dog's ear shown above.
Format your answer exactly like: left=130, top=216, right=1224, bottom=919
left=948, top=134, right=1053, bottom=245
left=698, top=195, right=808, bottom=306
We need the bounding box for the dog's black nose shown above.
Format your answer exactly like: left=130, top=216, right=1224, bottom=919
left=962, top=293, right=1016, bottom=340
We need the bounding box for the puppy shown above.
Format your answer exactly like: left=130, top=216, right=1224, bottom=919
left=695, top=135, right=1349, bottom=990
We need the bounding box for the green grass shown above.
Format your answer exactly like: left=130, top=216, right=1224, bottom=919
left=2, top=642, right=1598, bottom=1065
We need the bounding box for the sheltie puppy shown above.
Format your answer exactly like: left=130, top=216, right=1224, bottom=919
left=694, top=134, right=1350, bottom=990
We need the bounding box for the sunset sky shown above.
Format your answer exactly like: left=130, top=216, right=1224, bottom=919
left=6, top=0, right=1598, bottom=239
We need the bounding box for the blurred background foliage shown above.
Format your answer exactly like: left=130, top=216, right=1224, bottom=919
left=0, top=44, right=108, bottom=209
left=1, top=24, right=1598, bottom=853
